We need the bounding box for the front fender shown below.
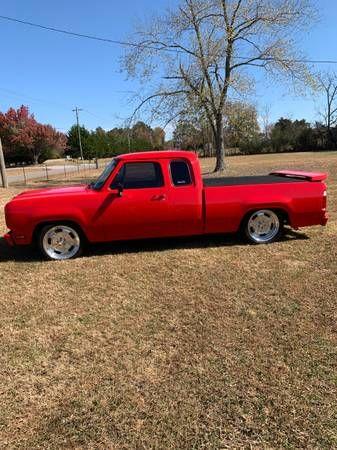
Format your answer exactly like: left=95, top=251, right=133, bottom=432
left=31, top=207, right=88, bottom=239
left=8, top=206, right=88, bottom=245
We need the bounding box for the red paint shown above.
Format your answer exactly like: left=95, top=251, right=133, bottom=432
left=4, top=151, right=328, bottom=247
left=270, top=170, right=327, bottom=182
left=4, top=232, right=14, bottom=246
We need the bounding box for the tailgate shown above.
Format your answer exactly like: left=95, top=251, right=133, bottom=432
left=270, top=170, right=327, bottom=182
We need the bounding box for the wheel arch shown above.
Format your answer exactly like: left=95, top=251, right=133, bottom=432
left=33, top=220, right=87, bottom=245
left=240, top=207, right=290, bottom=231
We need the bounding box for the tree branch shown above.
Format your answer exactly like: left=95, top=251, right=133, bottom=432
left=129, top=90, right=190, bottom=124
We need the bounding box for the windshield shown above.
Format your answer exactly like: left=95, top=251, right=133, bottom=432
left=91, top=159, right=118, bottom=190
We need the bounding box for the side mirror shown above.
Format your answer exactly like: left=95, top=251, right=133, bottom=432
left=110, top=183, right=124, bottom=197
left=117, top=183, right=124, bottom=197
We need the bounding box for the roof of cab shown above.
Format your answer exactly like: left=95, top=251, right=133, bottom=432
left=117, top=150, right=197, bottom=161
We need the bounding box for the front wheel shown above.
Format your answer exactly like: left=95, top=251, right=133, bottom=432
left=39, top=224, right=83, bottom=260
left=243, top=210, right=283, bottom=244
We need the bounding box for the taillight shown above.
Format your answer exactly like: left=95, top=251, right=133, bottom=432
left=323, top=188, right=327, bottom=211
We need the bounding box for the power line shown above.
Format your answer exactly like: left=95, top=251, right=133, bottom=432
left=236, top=57, right=337, bottom=64
left=0, top=86, right=116, bottom=126
left=0, top=86, right=72, bottom=109
left=1, top=14, right=337, bottom=64
left=83, top=109, right=115, bottom=124
left=0, top=14, right=175, bottom=52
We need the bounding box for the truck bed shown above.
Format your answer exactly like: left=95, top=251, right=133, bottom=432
left=203, top=174, right=304, bottom=187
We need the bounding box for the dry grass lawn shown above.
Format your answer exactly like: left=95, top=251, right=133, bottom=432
left=0, top=152, right=336, bottom=449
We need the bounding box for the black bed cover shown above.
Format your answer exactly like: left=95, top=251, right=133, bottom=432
left=203, top=174, right=304, bottom=187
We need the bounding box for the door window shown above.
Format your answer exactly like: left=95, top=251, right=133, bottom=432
left=170, top=160, right=192, bottom=186
left=111, top=162, right=164, bottom=189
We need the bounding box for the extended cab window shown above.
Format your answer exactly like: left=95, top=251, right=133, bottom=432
left=170, top=160, right=192, bottom=186
left=111, top=162, right=164, bottom=189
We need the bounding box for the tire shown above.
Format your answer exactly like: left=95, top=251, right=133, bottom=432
left=243, top=209, right=283, bottom=244
left=38, top=224, right=83, bottom=260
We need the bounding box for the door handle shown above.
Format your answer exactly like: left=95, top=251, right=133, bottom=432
left=152, top=194, right=166, bottom=201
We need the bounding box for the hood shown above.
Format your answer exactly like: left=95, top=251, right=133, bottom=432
left=12, top=184, right=89, bottom=201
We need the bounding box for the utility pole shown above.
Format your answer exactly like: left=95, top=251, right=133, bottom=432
left=72, top=107, right=84, bottom=160
left=0, top=138, right=9, bottom=188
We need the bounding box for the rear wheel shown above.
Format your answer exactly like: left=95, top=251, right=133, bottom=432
left=39, top=224, right=83, bottom=260
left=244, top=209, right=282, bottom=244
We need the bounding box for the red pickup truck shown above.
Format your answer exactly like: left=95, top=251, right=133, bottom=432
left=4, top=151, right=328, bottom=260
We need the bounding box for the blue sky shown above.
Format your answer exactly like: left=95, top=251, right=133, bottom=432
left=0, top=0, right=336, bottom=136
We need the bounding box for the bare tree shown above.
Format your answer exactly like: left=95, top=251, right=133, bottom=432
left=261, top=103, right=272, bottom=139
left=123, top=0, right=315, bottom=171
left=317, top=71, right=337, bottom=148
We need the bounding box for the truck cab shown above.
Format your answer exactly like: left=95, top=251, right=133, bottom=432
left=89, top=151, right=204, bottom=241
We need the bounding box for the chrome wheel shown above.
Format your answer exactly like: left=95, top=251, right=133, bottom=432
left=42, top=225, right=81, bottom=260
left=246, top=210, right=280, bottom=243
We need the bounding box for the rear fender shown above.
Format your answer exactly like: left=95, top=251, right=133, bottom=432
left=241, top=203, right=293, bottom=228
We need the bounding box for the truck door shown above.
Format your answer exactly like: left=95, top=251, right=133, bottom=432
left=94, top=161, right=171, bottom=240
left=164, top=159, right=203, bottom=236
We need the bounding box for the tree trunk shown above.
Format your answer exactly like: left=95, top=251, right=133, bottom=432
left=214, top=115, right=226, bottom=172
left=32, top=150, right=40, bottom=165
